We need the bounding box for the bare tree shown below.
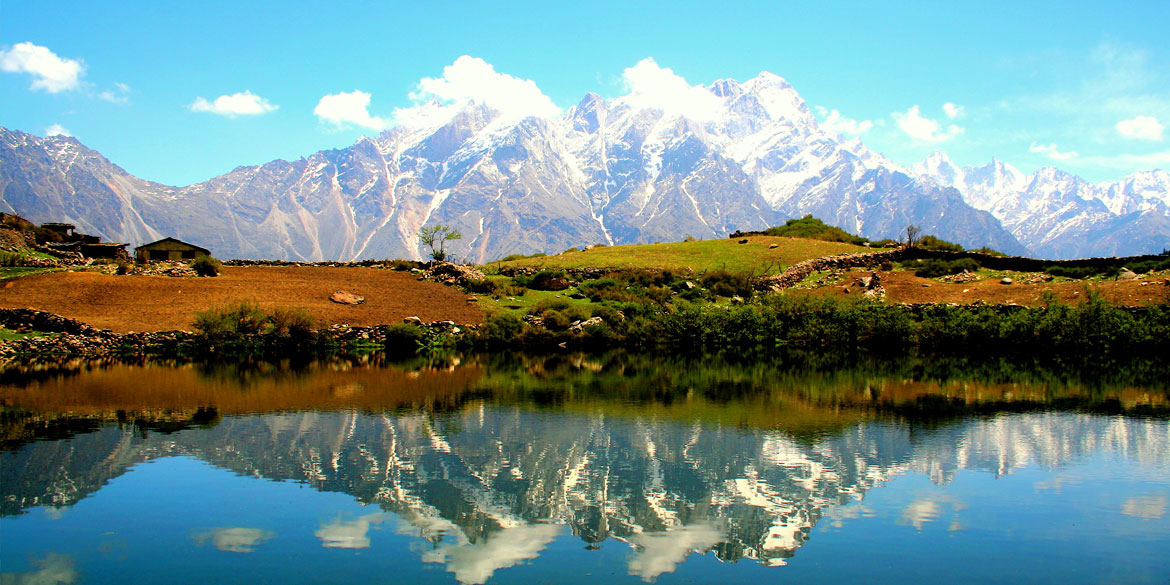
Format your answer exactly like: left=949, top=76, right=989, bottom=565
left=905, top=224, right=922, bottom=248
left=418, top=224, right=462, bottom=261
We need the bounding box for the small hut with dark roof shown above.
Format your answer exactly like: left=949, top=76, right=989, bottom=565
left=135, top=237, right=211, bottom=262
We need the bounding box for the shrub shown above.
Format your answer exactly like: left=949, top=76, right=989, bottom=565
left=496, top=252, right=548, bottom=263
left=0, top=251, right=21, bottom=267
left=970, top=246, right=1006, bottom=257
left=591, top=304, right=624, bottom=325
left=541, top=310, right=571, bottom=331
left=578, top=277, right=621, bottom=300
left=563, top=304, right=591, bottom=323
left=385, top=323, right=429, bottom=353
left=464, top=277, right=500, bottom=295
left=529, top=269, right=570, bottom=291
left=269, top=308, right=315, bottom=338
left=1045, top=265, right=1111, bottom=279
left=387, top=259, right=419, bottom=271
left=917, top=235, right=965, bottom=253
left=700, top=269, right=754, bottom=298
left=475, top=313, right=525, bottom=347
left=190, top=255, right=222, bottom=277
left=911, top=257, right=979, bottom=278
left=763, top=214, right=869, bottom=245
left=193, top=302, right=268, bottom=339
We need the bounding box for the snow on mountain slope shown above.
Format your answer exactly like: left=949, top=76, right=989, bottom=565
left=2, top=69, right=1039, bottom=262
left=915, top=151, right=1169, bottom=258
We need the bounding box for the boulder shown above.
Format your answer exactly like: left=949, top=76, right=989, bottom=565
left=330, top=291, right=365, bottom=305
left=1000, top=277, right=1013, bottom=285
left=1117, top=268, right=1138, bottom=281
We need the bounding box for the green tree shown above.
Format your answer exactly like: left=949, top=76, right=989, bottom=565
left=418, top=224, right=462, bottom=261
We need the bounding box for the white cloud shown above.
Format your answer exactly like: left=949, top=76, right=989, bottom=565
left=627, top=524, right=723, bottom=582
left=315, top=90, right=388, bottom=130
left=0, top=552, right=77, bottom=584
left=1029, top=141, right=1079, bottom=160
left=394, top=55, right=560, bottom=127
left=814, top=106, right=873, bottom=135
left=422, top=524, right=560, bottom=585
left=1115, top=115, right=1164, bottom=141
left=190, top=90, right=278, bottom=117
left=315, top=514, right=385, bottom=549
left=893, top=105, right=964, bottom=143
left=100, top=82, right=131, bottom=104
left=1077, top=149, right=1170, bottom=170
left=0, top=42, right=85, bottom=93
left=1121, top=495, right=1166, bottom=519
left=45, top=124, right=71, bottom=137
left=193, top=527, right=275, bottom=553
left=943, top=102, right=964, bottom=119
left=620, top=57, right=724, bottom=122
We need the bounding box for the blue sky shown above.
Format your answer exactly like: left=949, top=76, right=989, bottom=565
left=2, top=0, right=1168, bottom=186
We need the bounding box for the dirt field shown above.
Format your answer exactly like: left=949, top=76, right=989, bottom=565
left=0, top=266, right=485, bottom=333
left=815, top=270, right=1170, bottom=305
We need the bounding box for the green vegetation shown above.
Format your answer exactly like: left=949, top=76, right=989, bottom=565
left=466, top=289, right=1170, bottom=361
left=418, top=224, right=462, bottom=261
left=489, top=235, right=867, bottom=275
left=190, top=255, right=222, bottom=277
left=762, top=214, right=870, bottom=245
left=0, top=327, right=52, bottom=341
left=900, top=257, right=980, bottom=277
left=916, top=235, right=965, bottom=253
left=1044, top=255, right=1170, bottom=280
left=192, top=302, right=315, bottom=355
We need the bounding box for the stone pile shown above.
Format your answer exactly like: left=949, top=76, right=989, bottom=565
left=941, top=270, right=981, bottom=284
left=419, top=262, right=487, bottom=287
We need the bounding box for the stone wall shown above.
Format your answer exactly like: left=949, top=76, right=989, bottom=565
left=759, top=249, right=906, bottom=290
left=758, top=247, right=1168, bottom=291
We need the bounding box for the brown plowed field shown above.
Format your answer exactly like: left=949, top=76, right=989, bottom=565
left=810, top=270, right=1170, bottom=305
left=0, top=266, right=485, bottom=333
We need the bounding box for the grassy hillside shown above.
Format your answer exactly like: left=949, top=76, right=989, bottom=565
left=484, top=236, right=872, bottom=275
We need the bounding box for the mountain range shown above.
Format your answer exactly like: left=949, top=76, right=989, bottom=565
left=4, top=407, right=1163, bottom=580
left=2, top=72, right=1167, bottom=261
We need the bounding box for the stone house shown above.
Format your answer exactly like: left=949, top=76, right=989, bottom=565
left=135, top=238, right=211, bottom=262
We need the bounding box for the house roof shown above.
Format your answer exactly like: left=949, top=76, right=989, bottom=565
left=135, top=237, right=211, bottom=255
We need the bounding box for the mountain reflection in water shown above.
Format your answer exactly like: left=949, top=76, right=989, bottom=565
left=1, top=353, right=1168, bottom=584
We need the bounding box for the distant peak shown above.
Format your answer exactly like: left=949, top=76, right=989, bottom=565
left=709, top=78, right=742, bottom=98
left=747, top=71, right=794, bottom=91
left=925, top=150, right=953, bottom=164
left=576, top=92, right=605, bottom=109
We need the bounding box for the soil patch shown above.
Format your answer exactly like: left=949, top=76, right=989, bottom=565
left=0, top=266, right=484, bottom=333
left=814, top=270, right=1170, bottom=305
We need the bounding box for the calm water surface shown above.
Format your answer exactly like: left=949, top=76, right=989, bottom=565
left=1, top=354, right=1168, bottom=584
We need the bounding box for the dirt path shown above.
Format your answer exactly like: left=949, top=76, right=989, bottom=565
left=1, top=266, right=485, bottom=332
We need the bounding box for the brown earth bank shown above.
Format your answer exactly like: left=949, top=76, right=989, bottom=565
left=0, top=266, right=485, bottom=333
left=811, top=270, right=1170, bottom=305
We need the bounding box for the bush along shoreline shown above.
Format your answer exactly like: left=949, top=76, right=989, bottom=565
left=467, top=290, right=1169, bottom=359
left=5, top=288, right=1165, bottom=367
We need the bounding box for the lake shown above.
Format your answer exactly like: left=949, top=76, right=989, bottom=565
left=2, top=353, right=1168, bottom=584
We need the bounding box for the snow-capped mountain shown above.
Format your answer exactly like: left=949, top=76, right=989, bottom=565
left=5, top=406, right=1165, bottom=577
left=914, top=151, right=1170, bottom=259
left=0, top=69, right=1084, bottom=262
